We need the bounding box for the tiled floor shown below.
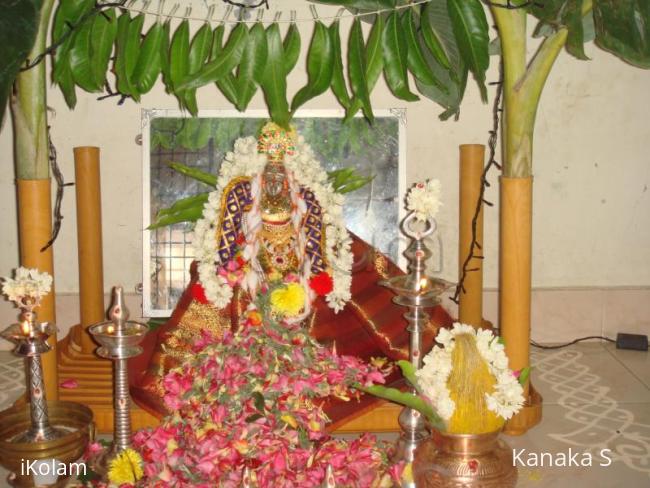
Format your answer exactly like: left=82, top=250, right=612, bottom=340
left=0, top=342, right=649, bottom=487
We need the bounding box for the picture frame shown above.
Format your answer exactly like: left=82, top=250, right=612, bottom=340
left=141, top=109, right=407, bottom=317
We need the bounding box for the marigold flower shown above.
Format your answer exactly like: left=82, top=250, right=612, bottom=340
left=270, top=283, right=306, bottom=317
left=108, top=448, right=144, bottom=486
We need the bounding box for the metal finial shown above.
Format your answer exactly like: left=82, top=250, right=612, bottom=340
left=108, top=286, right=129, bottom=327
left=242, top=466, right=252, bottom=487
left=323, top=464, right=336, bottom=487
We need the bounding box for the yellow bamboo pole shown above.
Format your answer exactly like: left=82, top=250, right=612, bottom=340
left=17, top=179, right=59, bottom=400
left=74, top=146, right=105, bottom=353
left=500, top=176, right=542, bottom=435
left=458, top=144, right=485, bottom=328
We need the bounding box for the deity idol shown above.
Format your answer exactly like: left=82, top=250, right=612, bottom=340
left=130, top=122, right=452, bottom=425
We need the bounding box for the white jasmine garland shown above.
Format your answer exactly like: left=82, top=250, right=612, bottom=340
left=406, top=179, right=442, bottom=222
left=192, top=136, right=352, bottom=312
left=1, top=267, right=53, bottom=305
left=415, top=322, right=525, bottom=424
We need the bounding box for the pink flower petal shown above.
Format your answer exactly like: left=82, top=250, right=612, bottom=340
left=59, top=378, right=78, bottom=389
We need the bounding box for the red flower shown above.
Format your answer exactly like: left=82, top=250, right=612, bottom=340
left=191, top=283, right=209, bottom=304
left=236, top=233, right=246, bottom=245
left=309, top=272, right=333, bottom=296
left=236, top=255, right=246, bottom=267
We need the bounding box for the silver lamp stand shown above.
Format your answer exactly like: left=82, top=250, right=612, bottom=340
left=88, top=286, right=147, bottom=474
left=379, top=213, right=452, bottom=485
left=1, top=311, right=64, bottom=443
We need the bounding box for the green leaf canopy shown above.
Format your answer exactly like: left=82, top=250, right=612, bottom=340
left=2, top=0, right=649, bottom=130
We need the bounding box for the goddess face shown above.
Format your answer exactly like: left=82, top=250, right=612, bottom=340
left=262, top=163, right=288, bottom=197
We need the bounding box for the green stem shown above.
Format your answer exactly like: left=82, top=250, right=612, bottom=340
left=11, top=0, right=55, bottom=180
left=491, top=0, right=593, bottom=177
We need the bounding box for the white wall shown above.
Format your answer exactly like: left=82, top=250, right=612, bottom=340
left=1, top=4, right=649, bottom=326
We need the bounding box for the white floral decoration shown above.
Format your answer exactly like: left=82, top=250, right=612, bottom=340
left=406, top=179, right=442, bottom=222
left=1, top=267, right=53, bottom=305
left=415, top=322, right=525, bottom=423
left=192, top=135, right=352, bottom=312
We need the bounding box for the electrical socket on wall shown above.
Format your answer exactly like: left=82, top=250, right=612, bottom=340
left=616, top=333, right=649, bottom=351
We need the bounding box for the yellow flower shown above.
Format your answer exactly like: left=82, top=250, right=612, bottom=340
left=108, top=448, right=143, bottom=486
left=402, top=463, right=414, bottom=484
left=270, top=283, right=306, bottom=317
left=281, top=414, right=298, bottom=429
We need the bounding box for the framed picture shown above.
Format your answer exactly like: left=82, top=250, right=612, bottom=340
left=142, top=109, right=406, bottom=317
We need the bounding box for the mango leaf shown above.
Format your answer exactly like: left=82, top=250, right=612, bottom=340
left=0, top=0, right=40, bottom=125
left=260, top=23, right=290, bottom=127
left=169, top=19, right=190, bottom=92
left=361, top=384, right=445, bottom=431
left=89, top=8, right=118, bottom=89
left=252, top=391, right=266, bottom=412
left=133, top=21, right=163, bottom=94
left=327, top=167, right=373, bottom=193
left=160, top=21, right=172, bottom=91
left=148, top=205, right=204, bottom=229
left=421, top=0, right=464, bottom=80
left=396, top=359, right=420, bottom=390
left=179, top=22, right=213, bottom=114
left=177, top=23, right=247, bottom=91
left=529, top=0, right=592, bottom=60
left=189, top=23, right=212, bottom=74
left=234, top=22, right=267, bottom=111
left=382, top=12, right=419, bottom=101
left=124, top=14, right=145, bottom=101
left=447, top=0, right=489, bottom=102
left=529, top=0, right=566, bottom=24
left=564, top=0, right=589, bottom=60
left=329, top=21, right=351, bottom=109
left=348, top=18, right=374, bottom=121
left=593, top=0, right=650, bottom=68
left=420, top=1, right=451, bottom=69
left=156, top=193, right=209, bottom=218
left=167, top=161, right=217, bottom=186
left=403, top=8, right=446, bottom=91
left=69, top=13, right=100, bottom=92
left=310, top=0, right=396, bottom=10
left=209, top=25, right=238, bottom=105
left=346, top=13, right=384, bottom=120
left=415, top=31, right=467, bottom=120
left=283, top=23, right=301, bottom=75
left=56, top=62, right=77, bottom=108
left=114, top=13, right=136, bottom=96
left=291, top=21, right=334, bottom=112
left=52, top=0, right=94, bottom=90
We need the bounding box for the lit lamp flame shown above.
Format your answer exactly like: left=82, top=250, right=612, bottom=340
left=20, top=321, right=32, bottom=337
left=106, top=325, right=115, bottom=335
left=418, top=277, right=428, bottom=291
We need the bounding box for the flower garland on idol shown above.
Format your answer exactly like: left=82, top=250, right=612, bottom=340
left=192, top=134, right=352, bottom=314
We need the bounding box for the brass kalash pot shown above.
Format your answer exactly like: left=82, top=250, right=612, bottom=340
left=0, top=312, right=94, bottom=487
left=413, top=429, right=517, bottom=487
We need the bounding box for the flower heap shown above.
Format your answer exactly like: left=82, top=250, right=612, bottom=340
left=415, top=323, right=525, bottom=433
left=192, top=134, right=352, bottom=313
left=1, top=266, right=53, bottom=309
left=405, top=179, right=442, bottom=223
left=127, top=314, right=399, bottom=487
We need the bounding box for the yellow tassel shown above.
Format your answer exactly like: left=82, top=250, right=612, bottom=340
left=446, top=334, right=504, bottom=434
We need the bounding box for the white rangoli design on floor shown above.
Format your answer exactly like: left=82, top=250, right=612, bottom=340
left=533, top=349, right=650, bottom=477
